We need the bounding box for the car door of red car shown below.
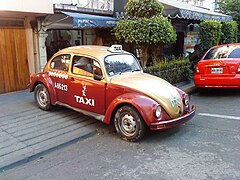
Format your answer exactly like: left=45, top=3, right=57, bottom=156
left=67, top=55, right=106, bottom=115
left=48, top=54, right=70, bottom=104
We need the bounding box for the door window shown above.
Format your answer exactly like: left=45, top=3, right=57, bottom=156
left=72, top=56, right=93, bottom=77
left=71, top=56, right=103, bottom=79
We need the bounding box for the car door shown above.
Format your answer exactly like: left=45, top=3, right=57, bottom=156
left=67, top=55, right=106, bottom=115
left=48, top=54, right=70, bottom=104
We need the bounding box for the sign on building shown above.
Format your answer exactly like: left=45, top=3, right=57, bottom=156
left=54, top=0, right=113, bottom=11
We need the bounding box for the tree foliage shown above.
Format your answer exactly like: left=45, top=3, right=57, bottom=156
left=199, top=20, right=222, bottom=53
left=114, top=0, right=177, bottom=67
left=218, top=0, right=240, bottom=27
left=221, top=21, right=238, bottom=44
left=114, top=16, right=176, bottom=45
left=125, top=0, right=164, bottom=18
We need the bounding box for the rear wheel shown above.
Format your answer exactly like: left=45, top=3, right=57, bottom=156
left=34, top=84, right=52, bottom=111
left=114, top=105, right=146, bottom=142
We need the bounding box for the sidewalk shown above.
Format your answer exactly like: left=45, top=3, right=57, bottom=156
left=175, top=80, right=196, bottom=94
left=0, top=90, right=101, bottom=172
left=0, top=81, right=196, bottom=172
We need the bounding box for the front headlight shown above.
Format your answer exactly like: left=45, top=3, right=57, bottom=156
left=155, top=105, right=162, bottom=118
left=183, top=94, right=190, bottom=106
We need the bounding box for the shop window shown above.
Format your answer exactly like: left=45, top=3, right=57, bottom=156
left=46, top=29, right=84, bottom=60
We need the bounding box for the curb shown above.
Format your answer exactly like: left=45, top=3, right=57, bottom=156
left=184, top=86, right=197, bottom=94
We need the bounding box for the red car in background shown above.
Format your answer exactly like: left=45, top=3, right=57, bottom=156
left=194, top=43, right=240, bottom=89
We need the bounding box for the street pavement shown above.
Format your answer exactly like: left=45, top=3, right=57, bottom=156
left=0, top=81, right=195, bottom=172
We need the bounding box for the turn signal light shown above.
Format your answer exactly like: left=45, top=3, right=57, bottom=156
left=183, top=94, right=190, bottom=106
left=238, top=65, right=240, bottom=73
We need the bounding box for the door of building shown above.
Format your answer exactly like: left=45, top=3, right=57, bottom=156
left=0, top=28, right=29, bottom=93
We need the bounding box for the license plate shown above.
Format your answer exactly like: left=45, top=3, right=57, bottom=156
left=211, top=68, right=223, bottom=74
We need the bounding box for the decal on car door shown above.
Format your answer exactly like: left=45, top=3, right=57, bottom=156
left=74, top=81, right=95, bottom=107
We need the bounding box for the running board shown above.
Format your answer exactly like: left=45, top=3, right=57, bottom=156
left=56, top=101, right=105, bottom=122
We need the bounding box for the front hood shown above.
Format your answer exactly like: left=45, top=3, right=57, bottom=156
left=110, top=72, right=184, bottom=118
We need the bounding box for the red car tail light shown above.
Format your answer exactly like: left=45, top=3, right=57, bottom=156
left=238, top=65, right=240, bottom=73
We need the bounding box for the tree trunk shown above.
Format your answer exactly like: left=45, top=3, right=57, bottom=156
left=151, top=43, right=164, bottom=61
left=140, top=45, right=149, bottom=67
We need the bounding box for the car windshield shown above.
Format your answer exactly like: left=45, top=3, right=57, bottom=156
left=203, top=46, right=240, bottom=60
left=104, top=54, right=141, bottom=76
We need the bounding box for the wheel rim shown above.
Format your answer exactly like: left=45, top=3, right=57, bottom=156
left=118, top=113, right=136, bottom=136
left=37, top=87, right=48, bottom=107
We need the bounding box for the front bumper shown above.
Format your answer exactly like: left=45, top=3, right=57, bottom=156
left=149, top=105, right=196, bottom=130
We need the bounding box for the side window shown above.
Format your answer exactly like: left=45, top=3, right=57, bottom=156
left=72, top=56, right=93, bottom=77
left=229, top=48, right=240, bottom=58
left=50, top=54, right=70, bottom=71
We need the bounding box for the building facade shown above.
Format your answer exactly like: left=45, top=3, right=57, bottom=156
left=0, top=0, right=53, bottom=93
left=180, top=0, right=217, bottom=11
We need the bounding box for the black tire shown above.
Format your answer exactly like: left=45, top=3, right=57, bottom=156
left=34, top=84, right=52, bottom=111
left=114, top=105, right=146, bottom=142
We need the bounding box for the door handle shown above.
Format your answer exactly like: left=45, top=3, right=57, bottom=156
left=69, top=77, right=75, bottom=81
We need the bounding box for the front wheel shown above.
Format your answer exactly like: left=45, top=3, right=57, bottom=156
left=34, top=84, right=52, bottom=111
left=114, top=106, right=146, bottom=142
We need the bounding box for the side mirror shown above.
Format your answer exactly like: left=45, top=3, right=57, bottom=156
left=94, top=74, right=103, bottom=81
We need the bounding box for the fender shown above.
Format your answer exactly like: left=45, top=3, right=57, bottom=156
left=30, top=73, right=57, bottom=105
left=103, top=93, right=159, bottom=126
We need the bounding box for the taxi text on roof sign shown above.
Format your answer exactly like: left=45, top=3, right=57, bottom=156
left=108, top=45, right=123, bottom=53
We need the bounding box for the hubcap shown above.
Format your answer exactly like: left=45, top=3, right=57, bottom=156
left=119, top=113, right=136, bottom=136
left=37, top=88, right=48, bottom=107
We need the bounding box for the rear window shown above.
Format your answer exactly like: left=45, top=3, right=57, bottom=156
left=203, top=46, right=240, bottom=60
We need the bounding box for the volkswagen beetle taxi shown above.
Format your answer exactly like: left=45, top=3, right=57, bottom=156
left=30, top=45, right=196, bottom=141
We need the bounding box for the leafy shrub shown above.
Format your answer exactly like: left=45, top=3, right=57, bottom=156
left=221, top=21, right=238, bottom=44
left=145, top=57, right=191, bottom=84
left=199, top=20, right=222, bottom=53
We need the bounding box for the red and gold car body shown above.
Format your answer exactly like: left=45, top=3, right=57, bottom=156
left=194, top=43, right=240, bottom=88
left=30, top=45, right=195, bottom=141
